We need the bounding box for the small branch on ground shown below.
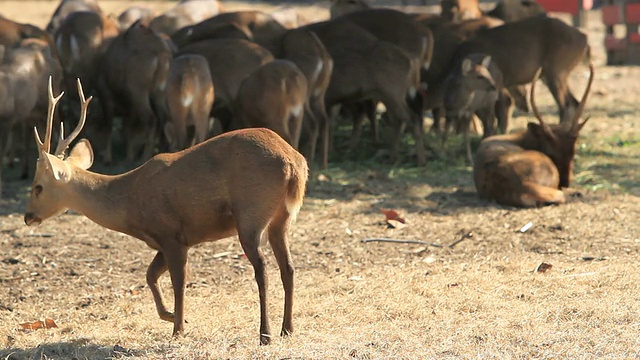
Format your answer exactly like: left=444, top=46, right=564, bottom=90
left=361, top=238, right=443, bottom=248
left=448, top=231, right=473, bottom=248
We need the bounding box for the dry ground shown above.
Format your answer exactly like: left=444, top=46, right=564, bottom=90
left=1, top=1, right=640, bottom=359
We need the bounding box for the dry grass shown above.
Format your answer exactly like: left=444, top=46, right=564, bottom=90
left=1, top=2, right=640, bottom=359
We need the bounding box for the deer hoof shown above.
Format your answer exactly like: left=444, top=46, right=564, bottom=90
left=260, top=333, right=271, bottom=345
left=280, top=328, right=292, bottom=337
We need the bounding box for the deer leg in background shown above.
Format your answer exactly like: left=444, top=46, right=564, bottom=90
left=300, top=107, right=319, bottom=165
left=387, top=95, right=426, bottom=166
left=495, top=89, right=514, bottom=134
left=429, top=107, right=446, bottom=134
left=96, top=79, right=115, bottom=165
left=146, top=251, right=175, bottom=322
left=267, top=203, right=295, bottom=337
left=507, top=85, right=528, bottom=112
left=20, top=122, right=32, bottom=179
left=309, top=90, right=331, bottom=169
left=542, top=71, right=578, bottom=125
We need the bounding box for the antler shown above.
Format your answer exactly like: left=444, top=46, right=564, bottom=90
left=54, top=78, right=93, bottom=157
left=530, top=67, right=555, bottom=140
left=34, top=76, right=64, bottom=154
left=571, top=62, right=595, bottom=134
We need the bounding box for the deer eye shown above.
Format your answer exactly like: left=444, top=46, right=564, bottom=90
left=34, top=185, right=43, bottom=197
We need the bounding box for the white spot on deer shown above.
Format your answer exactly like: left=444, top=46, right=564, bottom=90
left=290, top=103, right=303, bottom=118
left=181, top=91, right=194, bottom=107
left=409, top=86, right=417, bottom=99
left=285, top=197, right=302, bottom=223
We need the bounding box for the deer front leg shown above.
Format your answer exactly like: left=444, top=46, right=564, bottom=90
left=146, top=252, right=175, bottom=323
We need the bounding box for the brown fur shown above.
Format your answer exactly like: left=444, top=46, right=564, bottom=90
left=234, top=60, right=308, bottom=150
left=24, top=80, right=308, bottom=345
left=473, top=64, right=594, bottom=207
left=164, top=54, right=214, bottom=152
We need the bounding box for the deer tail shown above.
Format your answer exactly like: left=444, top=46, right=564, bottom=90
left=284, top=157, right=309, bottom=223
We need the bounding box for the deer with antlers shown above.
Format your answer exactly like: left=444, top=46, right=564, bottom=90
left=24, top=77, right=309, bottom=345
left=473, top=64, right=594, bottom=207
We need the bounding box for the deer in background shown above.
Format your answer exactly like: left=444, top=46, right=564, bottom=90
left=164, top=54, right=214, bottom=152
left=234, top=60, right=308, bottom=150
left=46, top=0, right=102, bottom=33
left=473, top=63, right=594, bottom=207
left=97, top=21, right=172, bottom=164
left=441, top=0, right=483, bottom=22
left=0, top=38, right=62, bottom=196
left=24, top=77, right=309, bottom=345
left=149, top=0, right=224, bottom=36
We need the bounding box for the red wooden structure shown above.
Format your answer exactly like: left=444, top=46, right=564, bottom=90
left=601, top=1, right=640, bottom=64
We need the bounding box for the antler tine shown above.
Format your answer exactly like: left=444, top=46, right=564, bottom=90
left=34, top=76, right=64, bottom=154
left=54, top=78, right=93, bottom=157
left=572, top=62, right=595, bottom=133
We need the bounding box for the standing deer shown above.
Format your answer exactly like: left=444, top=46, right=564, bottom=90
left=234, top=60, right=308, bottom=150
left=164, top=54, right=214, bottom=152
left=473, top=64, right=594, bottom=207
left=46, top=0, right=102, bottom=34
left=24, top=77, right=309, bottom=345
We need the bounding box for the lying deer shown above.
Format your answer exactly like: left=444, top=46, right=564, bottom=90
left=473, top=63, right=594, bottom=207
left=24, top=77, right=309, bottom=345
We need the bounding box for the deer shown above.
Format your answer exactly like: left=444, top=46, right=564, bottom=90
left=176, top=38, right=274, bottom=132
left=443, top=53, right=509, bottom=164
left=149, top=0, right=224, bottom=36
left=473, top=63, right=594, bottom=207
left=302, top=18, right=425, bottom=165
left=96, top=21, right=172, bottom=165
left=0, top=17, right=53, bottom=50
left=440, top=0, right=483, bottom=22
left=164, top=54, right=214, bottom=152
left=487, top=0, right=546, bottom=23
left=0, top=38, right=62, bottom=196
left=234, top=60, right=308, bottom=150
left=452, top=15, right=590, bottom=125
left=54, top=11, right=120, bottom=120
left=24, top=77, right=309, bottom=345
left=118, top=6, right=156, bottom=30
left=46, top=0, right=102, bottom=34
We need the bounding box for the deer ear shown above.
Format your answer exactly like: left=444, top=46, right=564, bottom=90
left=42, top=152, right=71, bottom=182
left=461, top=58, right=472, bottom=74
left=66, top=139, right=94, bottom=170
left=481, top=55, right=492, bottom=69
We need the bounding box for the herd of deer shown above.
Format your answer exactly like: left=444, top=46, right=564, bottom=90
left=0, top=0, right=596, bottom=345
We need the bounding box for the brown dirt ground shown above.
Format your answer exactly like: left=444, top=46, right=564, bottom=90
left=1, top=2, right=640, bottom=359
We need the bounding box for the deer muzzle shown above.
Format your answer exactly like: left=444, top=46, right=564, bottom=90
left=24, top=212, right=42, bottom=226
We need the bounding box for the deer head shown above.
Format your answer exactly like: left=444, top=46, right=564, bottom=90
left=25, top=76, right=94, bottom=226
left=528, top=63, right=594, bottom=188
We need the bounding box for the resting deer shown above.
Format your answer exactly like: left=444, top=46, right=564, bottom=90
left=24, top=77, right=309, bottom=345
left=473, top=63, right=594, bottom=207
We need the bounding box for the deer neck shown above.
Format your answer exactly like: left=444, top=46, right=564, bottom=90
left=64, top=168, right=132, bottom=234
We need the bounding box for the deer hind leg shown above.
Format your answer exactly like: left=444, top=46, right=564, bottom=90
left=146, top=251, right=175, bottom=323
left=381, top=94, right=426, bottom=166
left=235, top=212, right=273, bottom=345
left=267, top=203, right=295, bottom=338
left=164, top=245, right=189, bottom=336
left=519, top=181, right=566, bottom=207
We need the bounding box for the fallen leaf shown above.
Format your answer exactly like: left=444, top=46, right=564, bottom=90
left=19, top=319, right=58, bottom=330
left=534, top=262, right=553, bottom=273
left=381, top=208, right=406, bottom=223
